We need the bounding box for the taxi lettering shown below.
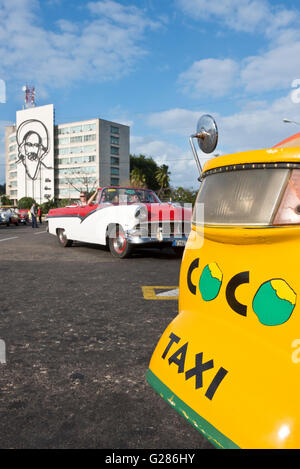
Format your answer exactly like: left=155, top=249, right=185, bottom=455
left=162, top=332, right=228, bottom=400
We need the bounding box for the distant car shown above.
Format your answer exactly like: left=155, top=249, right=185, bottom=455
left=17, top=208, right=30, bottom=224
left=0, top=207, right=19, bottom=226
left=47, top=187, right=192, bottom=258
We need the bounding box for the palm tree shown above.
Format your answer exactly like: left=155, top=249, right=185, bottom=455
left=155, top=164, right=170, bottom=198
left=130, top=168, right=147, bottom=188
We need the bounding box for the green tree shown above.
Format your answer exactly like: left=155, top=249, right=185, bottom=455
left=130, top=168, right=147, bottom=188
left=130, top=154, right=160, bottom=191
left=18, top=197, right=36, bottom=209
left=0, top=194, right=12, bottom=205
left=58, top=198, right=72, bottom=208
left=155, top=164, right=171, bottom=198
left=0, top=184, right=6, bottom=195
left=171, top=187, right=197, bottom=205
left=40, top=198, right=59, bottom=213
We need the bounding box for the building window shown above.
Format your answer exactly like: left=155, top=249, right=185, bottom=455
left=10, top=190, right=17, bottom=196
left=83, top=144, right=96, bottom=152
left=110, top=136, right=119, bottom=145
left=111, top=167, right=119, bottom=176
left=58, top=157, right=70, bottom=165
left=110, top=157, right=119, bottom=165
left=83, top=134, right=96, bottom=142
left=82, top=155, right=95, bottom=163
left=69, top=166, right=96, bottom=174
left=70, top=136, right=82, bottom=143
left=111, top=146, right=119, bottom=155
left=57, top=137, right=70, bottom=145
left=58, top=127, right=70, bottom=135
left=110, top=125, right=119, bottom=134
left=70, top=125, right=82, bottom=133
left=57, top=147, right=70, bottom=155
left=70, top=146, right=82, bottom=154
left=111, top=177, right=119, bottom=186
left=70, top=156, right=83, bottom=164
left=82, top=123, right=96, bottom=132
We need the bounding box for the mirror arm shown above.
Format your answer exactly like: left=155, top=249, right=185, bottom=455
left=189, top=134, right=202, bottom=176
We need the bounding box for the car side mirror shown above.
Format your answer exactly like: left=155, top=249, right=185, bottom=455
left=189, top=114, right=218, bottom=177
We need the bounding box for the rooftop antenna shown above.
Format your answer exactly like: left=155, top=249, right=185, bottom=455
left=22, top=85, right=36, bottom=108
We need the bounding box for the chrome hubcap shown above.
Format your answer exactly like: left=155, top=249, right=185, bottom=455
left=59, top=230, right=67, bottom=243
left=113, top=234, right=125, bottom=252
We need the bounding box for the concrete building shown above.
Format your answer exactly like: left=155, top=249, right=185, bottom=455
left=5, top=104, right=130, bottom=204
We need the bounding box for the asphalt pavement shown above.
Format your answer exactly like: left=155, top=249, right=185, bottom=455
left=0, top=223, right=213, bottom=449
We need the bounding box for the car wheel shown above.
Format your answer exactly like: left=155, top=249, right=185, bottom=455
left=108, top=225, right=133, bottom=258
left=57, top=228, right=73, bottom=247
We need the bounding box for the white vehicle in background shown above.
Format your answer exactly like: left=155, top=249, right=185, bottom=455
left=0, top=207, right=19, bottom=226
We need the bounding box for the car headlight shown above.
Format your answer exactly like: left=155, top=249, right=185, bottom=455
left=135, top=205, right=148, bottom=220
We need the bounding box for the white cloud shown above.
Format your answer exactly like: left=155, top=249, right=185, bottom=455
left=219, top=94, right=300, bottom=152
left=177, top=40, right=300, bottom=98
left=175, top=0, right=300, bottom=98
left=145, top=108, right=204, bottom=135
left=130, top=134, right=199, bottom=188
left=176, top=0, right=298, bottom=35
left=241, top=41, right=300, bottom=93
left=137, top=92, right=300, bottom=187
left=178, top=58, right=239, bottom=98
left=87, top=0, right=161, bottom=32
left=0, top=0, right=161, bottom=90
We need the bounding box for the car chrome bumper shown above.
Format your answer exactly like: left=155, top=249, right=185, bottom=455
left=126, top=232, right=188, bottom=246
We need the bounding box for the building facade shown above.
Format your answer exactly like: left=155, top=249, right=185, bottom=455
left=5, top=104, right=130, bottom=204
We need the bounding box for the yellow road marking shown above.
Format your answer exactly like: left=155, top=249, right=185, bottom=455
left=142, top=286, right=179, bottom=300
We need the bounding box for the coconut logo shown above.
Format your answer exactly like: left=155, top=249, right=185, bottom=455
left=16, top=119, right=52, bottom=180
left=187, top=258, right=297, bottom=326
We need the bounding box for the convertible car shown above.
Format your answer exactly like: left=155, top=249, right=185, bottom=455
left=47, top=187, right=192, bottom=258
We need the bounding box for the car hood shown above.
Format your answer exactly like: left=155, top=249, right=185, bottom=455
left=142, top=203, right=192, bottom=221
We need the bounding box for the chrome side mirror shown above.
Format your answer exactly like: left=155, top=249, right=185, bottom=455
left=189, top=114, right=218, bottom=176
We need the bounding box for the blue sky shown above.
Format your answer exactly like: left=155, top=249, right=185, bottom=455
left=1, top=0, right=300, bottom=188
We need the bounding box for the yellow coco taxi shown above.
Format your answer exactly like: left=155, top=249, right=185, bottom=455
left=147, top=115, right=300, bottom=449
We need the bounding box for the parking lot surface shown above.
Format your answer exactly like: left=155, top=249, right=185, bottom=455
left=0, top=223, right=213, bottom=449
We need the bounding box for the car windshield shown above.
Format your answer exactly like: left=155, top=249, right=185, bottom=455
left=100, top=188, right=160, bottom=204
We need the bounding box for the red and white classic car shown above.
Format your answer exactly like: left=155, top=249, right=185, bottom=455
left=47, top=187, right=192, bottom=258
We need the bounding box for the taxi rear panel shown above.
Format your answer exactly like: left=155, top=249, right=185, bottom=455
left=148, top=149, right=300, bottom=449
